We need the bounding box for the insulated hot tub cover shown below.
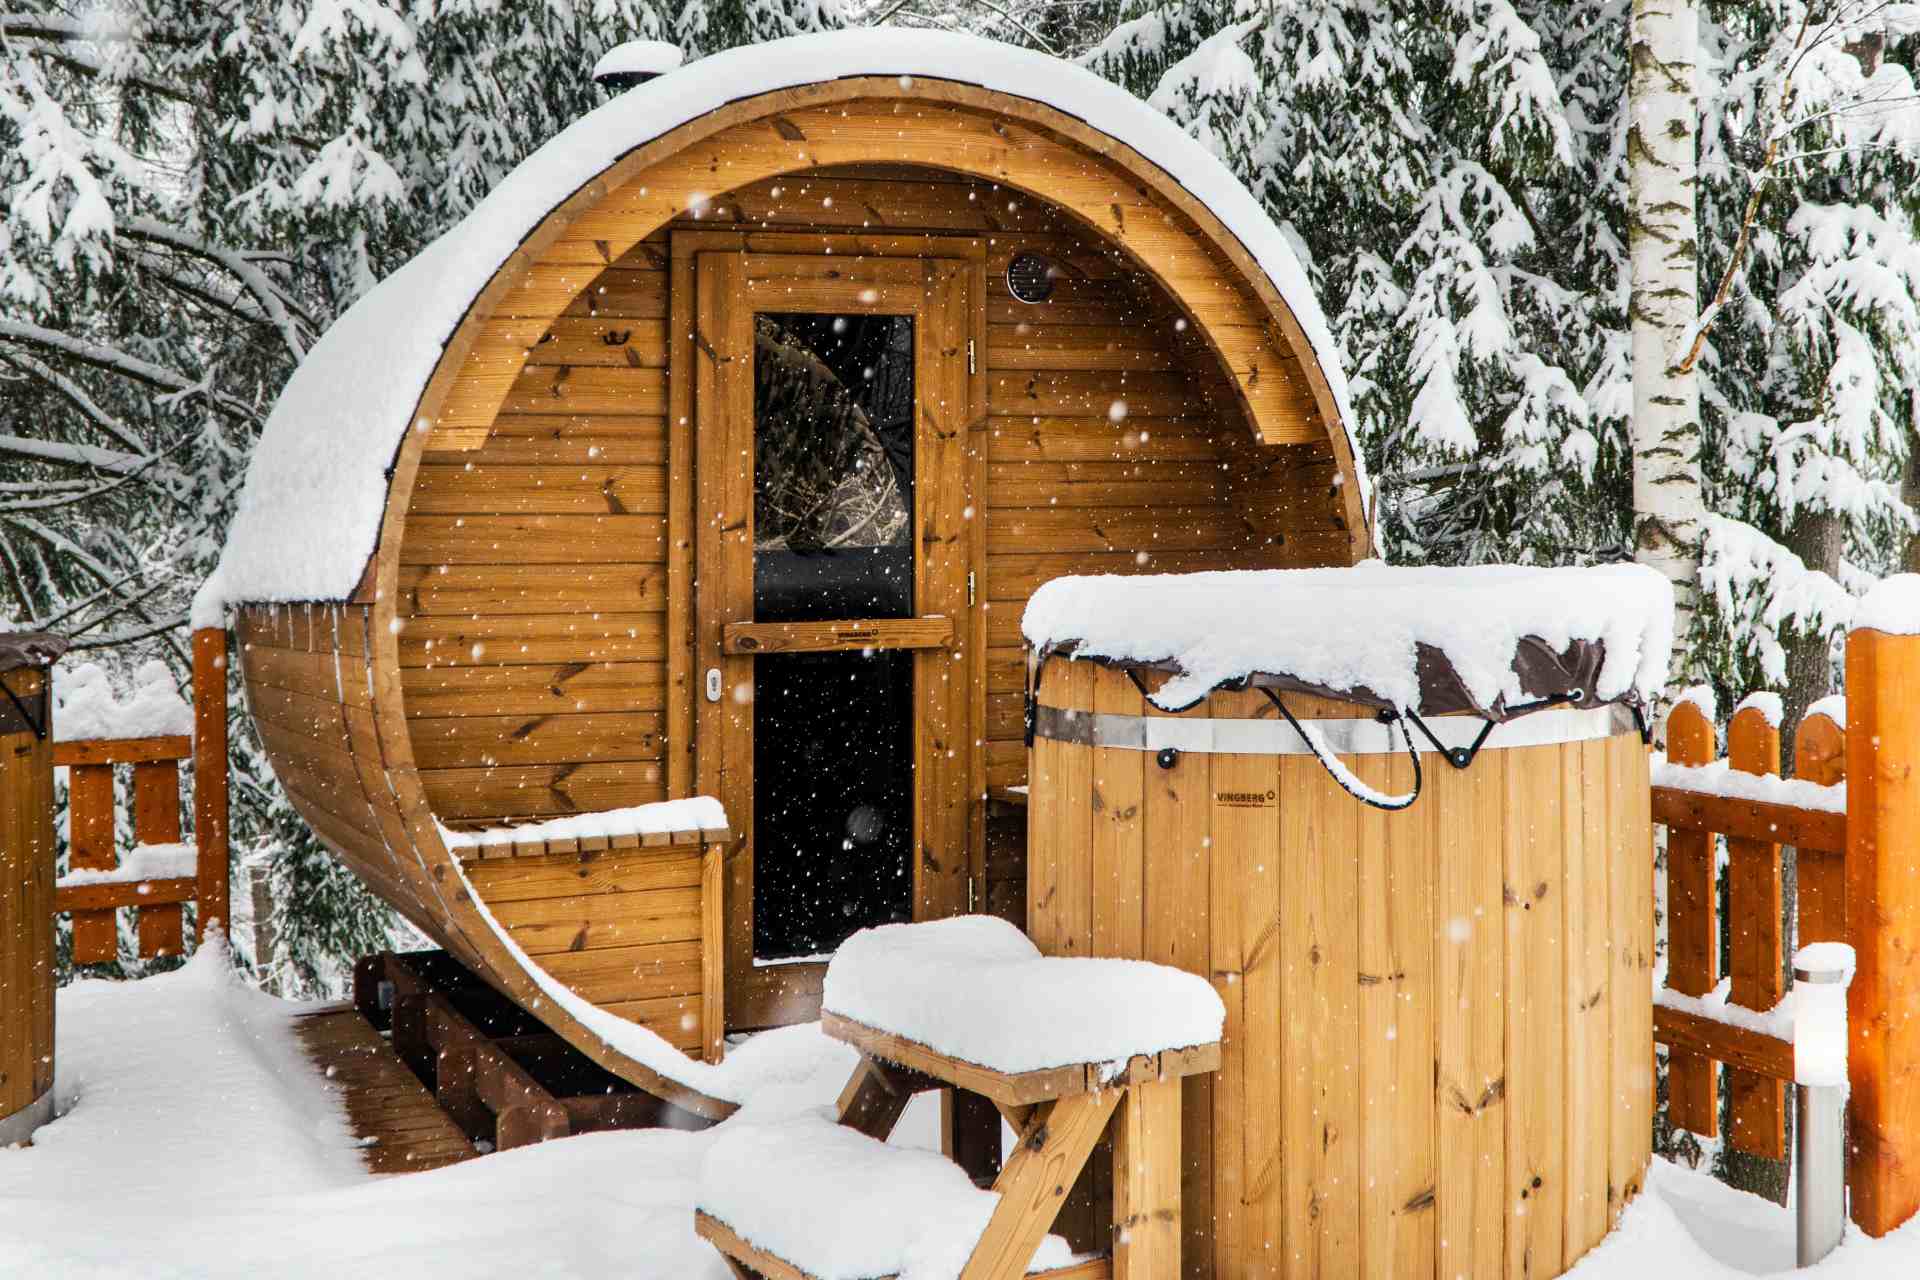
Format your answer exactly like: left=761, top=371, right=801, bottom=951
left=1021, top=562, right=1675, bottom=721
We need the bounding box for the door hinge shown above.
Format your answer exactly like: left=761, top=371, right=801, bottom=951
left=967, top=571, right=976, bottom=607
left=966, top=338, right=976, bottom=376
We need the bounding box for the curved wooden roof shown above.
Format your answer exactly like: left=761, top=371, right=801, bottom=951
left=207, top=30, right=1370, bottom=615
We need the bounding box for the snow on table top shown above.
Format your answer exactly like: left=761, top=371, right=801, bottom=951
left=823, top=916, right=1223, bottom=1075
left=1023, top=561, right=1674, bottom=715
left=202, top=30, right=1362, bottom=618
left=441, top=797, right=727, bottom=852
left=53, top=659, right=193, bottom=742
left=698, top=1113, right=1075, bottom=1280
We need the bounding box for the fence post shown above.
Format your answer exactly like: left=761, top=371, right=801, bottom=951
left=1844, top=604, right=1920, bottom=1236
left=192, top=627, right=229, bottom=941
left=1794, top=708, right=1847, bottom=945
left=1727, top=699, right=1785, bottom=1158
left=1666, top=697, right=1718, bottom=1136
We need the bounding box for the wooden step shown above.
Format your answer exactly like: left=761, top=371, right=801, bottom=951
left=291, top=1006, right=477, bottom=1175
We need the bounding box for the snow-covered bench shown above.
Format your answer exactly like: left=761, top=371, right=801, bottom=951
left=694, top=917, right=1224, bottom=1280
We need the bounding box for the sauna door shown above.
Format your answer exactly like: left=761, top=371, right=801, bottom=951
left=692, top=250, right=980, bottom=1030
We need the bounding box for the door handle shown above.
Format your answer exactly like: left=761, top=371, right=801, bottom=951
left=706, top=667, right=723, bottom=702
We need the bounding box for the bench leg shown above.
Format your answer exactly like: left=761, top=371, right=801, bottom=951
left=961, top=1089, right=1120, bottom=1280
left=945, top=1087, right=1003, bottom=1187
left=837, top=1055, right=935, bottom=1140
left=1112, top=1077, right=1181, bottom=1279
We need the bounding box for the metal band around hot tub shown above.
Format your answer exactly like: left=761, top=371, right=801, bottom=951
left=1031, top=703, right=1634, bottom=755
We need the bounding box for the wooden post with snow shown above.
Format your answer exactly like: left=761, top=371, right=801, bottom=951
left=192, top=627, right=229, bottom=941
left=1664, top=697, right=1717, bottom=1136
left=1844, top=580, right=1920, bottom=1236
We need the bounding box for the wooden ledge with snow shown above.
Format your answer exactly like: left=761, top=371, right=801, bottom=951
left=693, top=917, right=1223, bottom=1280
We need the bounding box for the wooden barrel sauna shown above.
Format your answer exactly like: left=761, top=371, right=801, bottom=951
left=1, top=633, right=64, bottom=1147
left=208, top=31, right=1376, bottom=1111
left=1026, top=655, right=1655, bottom=1280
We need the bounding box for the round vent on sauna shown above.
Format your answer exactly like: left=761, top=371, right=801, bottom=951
left=1007, top=252, right=1056, bottom=305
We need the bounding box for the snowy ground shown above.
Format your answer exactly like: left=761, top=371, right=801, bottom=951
left=5, top=953, right=1918, bottom=1279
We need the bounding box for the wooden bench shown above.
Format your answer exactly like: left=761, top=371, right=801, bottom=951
left=694, top=1012, right=1221, bottom=1280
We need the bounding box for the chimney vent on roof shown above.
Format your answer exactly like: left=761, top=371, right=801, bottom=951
left=592, top=39, right=684, bottom=92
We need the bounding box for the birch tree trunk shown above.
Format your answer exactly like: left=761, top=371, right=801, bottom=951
left=1629, top=0, right=1705, bottom=684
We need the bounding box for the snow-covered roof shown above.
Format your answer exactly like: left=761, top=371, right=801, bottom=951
left=202, top=31, right=1364, bottom=619
left=1023, top=562, right=1675, bottom=717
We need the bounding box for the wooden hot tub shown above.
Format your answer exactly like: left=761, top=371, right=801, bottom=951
left=1021, top=565, right=1663, bottom=1279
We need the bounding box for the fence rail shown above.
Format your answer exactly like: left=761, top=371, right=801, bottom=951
left=1651, top=696, right=1845, bottom=1159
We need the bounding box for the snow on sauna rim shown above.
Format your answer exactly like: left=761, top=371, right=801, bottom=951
left=1022, top=561, right=1676, bottom=718
left=197, top=29, right=1364, bottom=620
left=822, top=916, right=1225, bottom=1075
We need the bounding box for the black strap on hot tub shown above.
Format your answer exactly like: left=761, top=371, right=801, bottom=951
left=1259, top=688, right=1423, bottom=812
left=1402, top=689, right=1583, bottom=771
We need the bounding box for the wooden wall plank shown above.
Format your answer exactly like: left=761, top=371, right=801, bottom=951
left=460, top=848, right=703, bottom=902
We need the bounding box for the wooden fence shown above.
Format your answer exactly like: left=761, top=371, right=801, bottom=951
left=52, top=629, right=229, bottom=964
left=1651, top=623, right=1920, bottom=1237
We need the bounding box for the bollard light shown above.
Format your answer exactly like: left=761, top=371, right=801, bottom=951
left=1794, top=942, right=1856, bottom=1086
left=1792, top=942, right=1856, bottom=1268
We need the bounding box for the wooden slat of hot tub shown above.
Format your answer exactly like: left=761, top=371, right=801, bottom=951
left=1435, top=743, right=1508, bottom=1280
left=1566, top=739, right=1612, bottom=1257
left=1364, top=748, right=1438, bottom=1275
left=1609, top=732, right=1656, bottom=1220
left=1505, top=738, right=1566, bottom=1276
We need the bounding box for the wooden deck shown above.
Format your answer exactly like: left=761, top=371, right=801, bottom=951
left=293, top=1005, right=478, bottom=1175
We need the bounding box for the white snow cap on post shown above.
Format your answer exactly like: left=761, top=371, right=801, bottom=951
left=1793, top=943, right=1856, bottom=1088
left=1853, top=573, right=1920, bottom=635
left=206, top=31, right=1363, bottom=615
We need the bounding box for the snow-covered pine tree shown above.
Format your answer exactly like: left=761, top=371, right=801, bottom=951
left=677, top=0, right=843, bottom=56
left=0, top=0, right=693, bottom=993
left=1067, top=1, right=1920, bottom=730
left=1691, top=2, right=1920, bottom=736
left=1082, top=2, right=1628, bottom=572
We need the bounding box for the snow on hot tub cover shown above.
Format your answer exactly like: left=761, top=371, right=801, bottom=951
left=1023, top=562, right=1675, bottom=721
left=197, top=30, right=1363, bottom=622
